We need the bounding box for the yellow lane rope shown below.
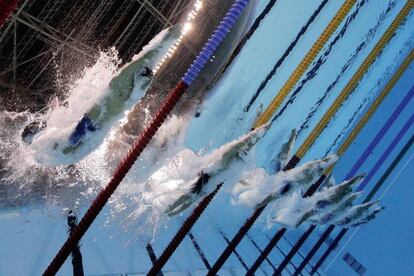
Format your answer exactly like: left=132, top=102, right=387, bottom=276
left=296, top=1, right=414, bottom=159
left=254, top=0, right=357, bottom=128
left=324, top=48, right=414, bottom=175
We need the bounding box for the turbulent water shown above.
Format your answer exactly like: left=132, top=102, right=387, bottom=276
left=0, top=0, right=412, bottom=250
left=0, top=96, right=194, bottom=241
left=0, top=2, right=259, bottom=246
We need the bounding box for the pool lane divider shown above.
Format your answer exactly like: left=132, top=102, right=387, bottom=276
left=239, top=2, right=414, bottom=274
left=311, top=112, right=414, bottom=274
left=254, top=0, right=357, bottom=128
left=0, top=0, right=18, bottom=27
left=146, top=2, right=413, bottom=275
left=43, top=1, right=250, bottom=275
left=147, top=183, right=223, bottom=275
left=293, top=48, right=414, bottom=275
left=264, top=4, right=414, bottom=273
left=205, top=2, right=360, bottom=273
left=244, top=0, right=329, bottom=112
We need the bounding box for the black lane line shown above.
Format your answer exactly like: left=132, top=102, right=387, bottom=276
left=311, top=133, right=414, bottom=273
left=247, top=233, right=277, bottom=271
left=224, top=0, right=280, bottom=75
left=146, top=243, right=165, bottom=276
left=218, top=229, right=250, bottom=271
left=188, top=231, right=212, bottom=270
left=244, top=0, right=329, bottom=112
left=269, top=0, right=372, bottom=123
left=295, top=1, right=396, bottom=137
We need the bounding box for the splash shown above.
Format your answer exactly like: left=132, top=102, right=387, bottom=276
left=26, top=25, right=182, bottom=166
